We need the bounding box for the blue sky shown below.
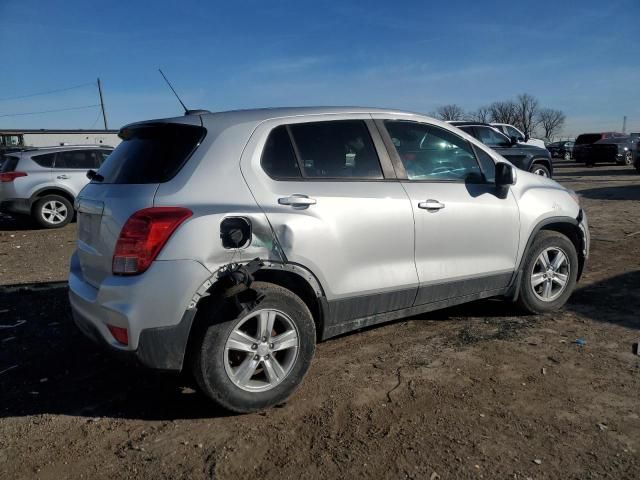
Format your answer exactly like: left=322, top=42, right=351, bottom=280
left=1, top=0, right=638, bottom=136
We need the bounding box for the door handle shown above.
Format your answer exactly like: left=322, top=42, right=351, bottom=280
left=278, top=194, right=317, bottom=207
left=418, top=199, right=445, bottom=211
left=56, top=175, right=70, bottom=180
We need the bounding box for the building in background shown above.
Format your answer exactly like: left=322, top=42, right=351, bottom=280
left=0, top=129, right=121, bottom=150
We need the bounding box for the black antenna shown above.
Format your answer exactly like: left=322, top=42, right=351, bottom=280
left=158, top=68, right=188, bottom=113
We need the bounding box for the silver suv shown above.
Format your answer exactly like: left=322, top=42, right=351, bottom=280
left=69, top=107, right=589, bottom=412
left=0, top=145, right=112, bottom=228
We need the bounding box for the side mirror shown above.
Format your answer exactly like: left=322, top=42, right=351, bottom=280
left=509, top=136, right=518, bottom=146
left=495, top=162, right=516, bottom=187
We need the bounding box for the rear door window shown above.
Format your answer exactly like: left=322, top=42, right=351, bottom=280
left=55, top=150, right=95, bottom=169
left=261, top=126, right=301, bottom=179
left=288, top=120, right=383, bottom=179
left=96, top=124, right=206, bottom=184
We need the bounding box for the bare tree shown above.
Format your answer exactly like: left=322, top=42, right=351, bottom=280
left=514, top=93, right=540, bottom=138
left=537, top=108, right=566, bottom=141
left=488, top=100, right=518, bottom=125
left=433, top=104, right=465, bottom=121
left=468, top=105, right=492, bottom=123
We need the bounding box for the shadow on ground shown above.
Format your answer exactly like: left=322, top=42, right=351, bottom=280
left=0, top=213, right=37, bottom=232
left=577, top=185, right=640, bottom=201
left=1, top=272, right=637, bottom=421
left=0, top=282, right=230, bottom=421
left=568, top=270, right=640, bottom=330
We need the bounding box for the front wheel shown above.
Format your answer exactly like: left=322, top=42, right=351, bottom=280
left=563, top=151, right=571, bottom=161
left=530, top=163, right=551, bottom=177
left=516, top=231, right=578, bottom=314
left=621, top=151, right=633, bottom=166
left=192, top=282, right=316, bottom=413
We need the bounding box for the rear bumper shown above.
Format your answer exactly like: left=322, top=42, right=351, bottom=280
left=0, top=198, right=31, bottom=215
left=68, top=252, right=212, bottom=371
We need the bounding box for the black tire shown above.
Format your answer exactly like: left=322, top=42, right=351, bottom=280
left=621, top=151, right=633, bottom=166
left=32, top=194, right=73, bottom=228
left=516, top=231, right=578, bottom=314
left=529, top=163, right=551, bottom=178
left=192, top=281, right=316, bottom=413
left=563, top=151, right=571, bottom=161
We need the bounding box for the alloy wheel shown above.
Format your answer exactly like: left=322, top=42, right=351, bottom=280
left=41, top=200, right=68, bottom=225
left=532, top=167, right=549, bottom=177
left=530, top=247, right=570, bottom=302
left=223, top=309, right=299, bottom=392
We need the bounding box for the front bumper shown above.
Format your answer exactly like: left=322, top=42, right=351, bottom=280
left=68, top=252, right=212, bottom=371
left=577, top=209, right=590, bottom=278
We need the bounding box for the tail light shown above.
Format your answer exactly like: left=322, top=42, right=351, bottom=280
left=107, top=325, right=129, bottom=345
left=112, top=207, right=192, bottom=275
left=0, top=172, right=27, bottom=182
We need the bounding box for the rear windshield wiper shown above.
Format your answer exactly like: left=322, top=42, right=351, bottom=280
left=86, top=169, right=104, bottom=182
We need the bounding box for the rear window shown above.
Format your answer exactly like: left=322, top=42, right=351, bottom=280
left=95, top=124, right=205, bottom=184
left=0, top=155, right=19, bottom=172
left=575, top=134, right=602, bottom=145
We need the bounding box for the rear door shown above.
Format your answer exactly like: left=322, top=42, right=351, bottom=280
left=376, top=118, right=519, bottom=305
left=53, top=149, right=98, bottom=197
left=76, top=122, right=205, bottom=287
left=240, top=116, right=419, bottom=323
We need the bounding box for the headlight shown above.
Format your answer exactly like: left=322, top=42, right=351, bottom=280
left=568, top=189, right=580, bottom=206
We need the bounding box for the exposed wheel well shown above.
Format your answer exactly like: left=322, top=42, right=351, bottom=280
left=183, top=268, right=324, bottom=374
left=252, top=269, right=323, bottom=340
left=31, top=189, right=75, bottom=210
left=530, top=158, right=551, bottom=171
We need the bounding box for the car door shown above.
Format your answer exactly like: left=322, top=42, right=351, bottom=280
left=240, top=117, right=419, bottom=326
left=53, top=149, right=98, bottom=196
left=375, top=117, right=519, bottom=306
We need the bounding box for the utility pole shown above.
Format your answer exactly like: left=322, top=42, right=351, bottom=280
left=97, top=78, right=108, bottom=130
left=622, top=116, right=627, bottom=134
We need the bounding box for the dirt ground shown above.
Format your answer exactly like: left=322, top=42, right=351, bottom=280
left=0, top=160, right=639, bottom=479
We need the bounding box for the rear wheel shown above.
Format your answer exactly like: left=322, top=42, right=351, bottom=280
left=192, top=281, right=316, bottom=413
left=563, top=151, right=571, bottom=161
left=33, top=195, right=73, bottom=228
left=516, top=231, right=578, bottom=314
left=530, top=163, right=551, bottom=177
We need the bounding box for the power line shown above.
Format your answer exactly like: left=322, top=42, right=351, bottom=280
left=0, top=104, right=100, bottom=118
left=0, top=82, right=95, bottom=102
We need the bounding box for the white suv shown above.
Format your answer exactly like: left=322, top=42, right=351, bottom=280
left=0, top=145, right=112, bottom=227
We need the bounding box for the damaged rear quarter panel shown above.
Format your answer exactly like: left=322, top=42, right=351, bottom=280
left=153, top=115, right=285, bottom=270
